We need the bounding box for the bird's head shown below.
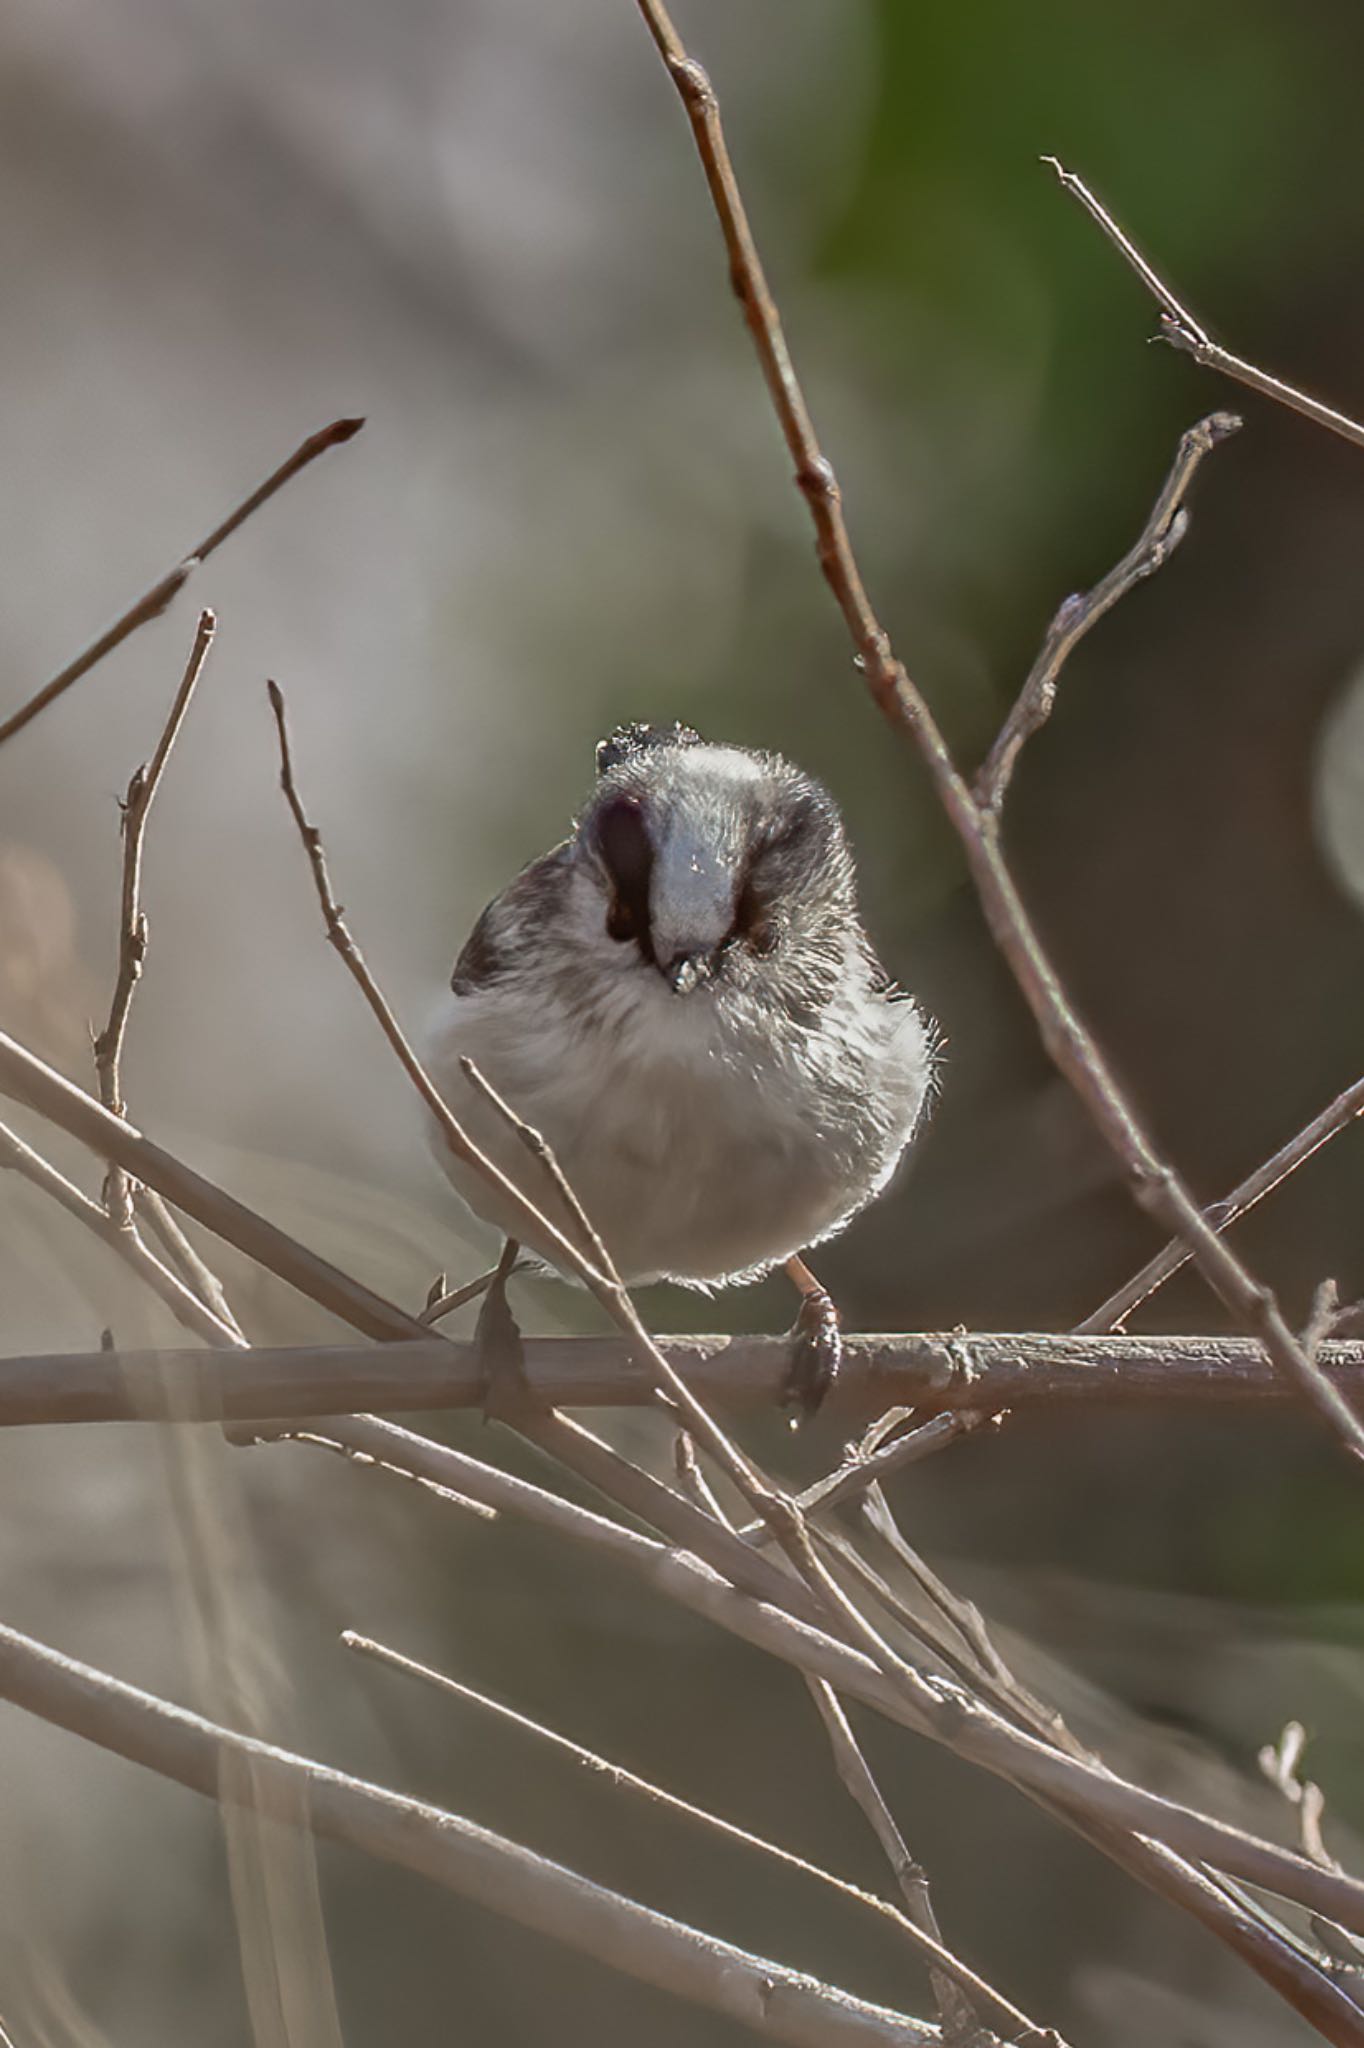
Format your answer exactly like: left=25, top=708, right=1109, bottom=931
left=575, top=723, right=855, bottom=1006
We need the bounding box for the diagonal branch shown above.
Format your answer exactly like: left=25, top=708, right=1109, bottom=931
left=1079, top=1072, right=1364, bottom=1333
left=238, top=1410, right=1364, bottom=2036
left=804, top=1679, right=999, bottom=2043
left=0, top=1618, right=940, bottom=2048
left=633, top=0, right=1364, bottom=1465
left=342, top=1629, right=1045, bottom=2038
left=0, top=419, right=364, bottom=749
left=1043, top=159, right=1364, bottom=453
left=267, top=1412, right=1364, bottom=1939
left=0, top=1120, right=241, bottom=1348
left=264, top=681, right=950, bottom=1673
left=0, top=1024, right=423, bottom=1341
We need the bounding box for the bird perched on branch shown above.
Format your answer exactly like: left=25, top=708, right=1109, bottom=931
left=428, top=722, right=936, bottom=1409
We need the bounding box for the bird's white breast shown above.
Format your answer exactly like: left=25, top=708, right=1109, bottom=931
left=426, top=934, right=932, bottom=1287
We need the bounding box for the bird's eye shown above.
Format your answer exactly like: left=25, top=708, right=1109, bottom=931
left=594, top=795, right=654, bottom=956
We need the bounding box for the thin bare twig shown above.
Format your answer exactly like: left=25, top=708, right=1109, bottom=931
left=0, top=420, right=364, bottom=749
left=271, top=1413, right=1364, bottom=1939
left=267, top=678, right=620, bottom=1298
left=0, top=1119, right=240, bottom=1349
left=673, top=1430, right=736, bottom=1528
left=1043, top=159, right=1364, bottom=453
left=458, top=1054, right=614, bottom=1274
left=88, top=604, right=245, bottom=1340
left=249, top=1407, right=1364, bottom=2037
left=976, top=411, right=1239, bottom=813
left=634, top=0, right=1364, bottom=1465
left=774, top=1413, right=988, bottom=1531
left=1079, top=1073, right=1364, bottom=1332
left=264, top=680, right=935, bottom=1671
left=839, top=1493, right=1364, bottom=2043
left=93, top=609, right=219, bottom=1227
left=0, top=1618, right=939, bottom=2048
left=136, top=1189, right=245, bottom=1338
left=804, top=1679, right=997, bottom=2044
left=342, top=1627, right=1043, bottom=2035
left=419, top=1261, right=506, bottom=1325
left=0, top=1024, right=424, bottom=1341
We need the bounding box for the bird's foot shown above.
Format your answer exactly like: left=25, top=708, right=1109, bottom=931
left=474, top=1239, right=528, bottom=1421
left=782, top=1273, right=843, bottom=1421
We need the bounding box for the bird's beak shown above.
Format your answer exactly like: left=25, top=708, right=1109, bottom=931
left=661, top=950, right=716, bottom=996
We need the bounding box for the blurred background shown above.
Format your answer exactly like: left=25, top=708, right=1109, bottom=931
left=0, top=0, right=1362, bottom=2040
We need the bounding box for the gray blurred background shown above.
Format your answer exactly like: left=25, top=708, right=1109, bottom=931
left=1, top=0, right=1363, bottom=2041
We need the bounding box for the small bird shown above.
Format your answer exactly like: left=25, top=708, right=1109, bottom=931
left=427, top=722, right=936, bottom=1407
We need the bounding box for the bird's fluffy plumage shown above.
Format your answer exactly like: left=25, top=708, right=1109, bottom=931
left=427, top=725, right=935, bottom=1286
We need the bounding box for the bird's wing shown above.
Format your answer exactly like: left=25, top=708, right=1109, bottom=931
left=450, top=842, right=573, bottom=994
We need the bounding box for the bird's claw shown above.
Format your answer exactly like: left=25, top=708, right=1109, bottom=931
left=474, top=1265, right=528, bottom=1422
left=782, top=1286, right=843, bottom=1421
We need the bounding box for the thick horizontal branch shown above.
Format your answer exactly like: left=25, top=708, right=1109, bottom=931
left=0, top=1620, right=936, bottom=2048
left=4, top=1333, right=1364, bottom=1426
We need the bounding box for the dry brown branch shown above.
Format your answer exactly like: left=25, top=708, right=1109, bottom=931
left=1043, top=159, right=1364, bottom=452
left=0, top=1119, right=240, bottom=1349
left=82, top=599, right=339, bottom=2036
left=137, top=1189, right=245, bottom=1338
left=247, top=1407, right=1364, bottom=2037
left=843, top=1495, right=1364, bottom=2045
left=975, top=411, right=1239, bottom=813
left=221, top=1372, right=1364, bottom=2033
left=83, top=599, right=248, bottom=1335
left=262, top=1411, right=1364, bottom=1939
left=94, top=609, right=219, bottom=1228
left=266, top=679, right=615, bottom=1296
left=804, top=1679, right=995, bottom=2043
left=633, top=0, right=1364, bottom=1466
left=263, top=678, right=947, bottom=1674
left=1079, top=1073, right=1364, bottom=1332
left=774, top=1413, right=988, bottom=1529
left=457, top=1053, right=613, bottom=1275
left=0, top=419, right=364, bottom=749
left=0, top=1618, right=939, bottom=2048
left=673, top=1429, right=736, bottom=1527
left=342, top=1628, right=1040, bottom=2034
left=418, top=1261, right=504, bottom=1325
left=6, top=1331, right=1364, bottom=1426
left=0, top=1024, right=425, bottom=1341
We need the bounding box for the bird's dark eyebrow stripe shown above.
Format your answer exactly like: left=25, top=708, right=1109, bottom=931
left=595, top=796, right=656, bottom=961
left=450, top=901, right=504, bottom=992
